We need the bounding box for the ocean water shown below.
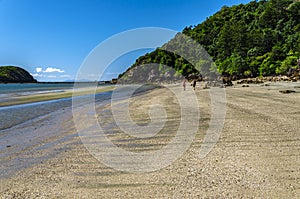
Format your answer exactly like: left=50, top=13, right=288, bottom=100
left=0, top=83, right=75, bottom=93
left=0, top=91, right=113, bottom=130
left=0, top=83, right=75, bottom=96
left=0, top=83, right=114, bottom=130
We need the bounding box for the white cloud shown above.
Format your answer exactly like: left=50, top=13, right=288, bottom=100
left=60, top=75, right=71, bottom=78
left=36, top=67, right=43, bottom=73
left=30, top=73, right=44, bottom=77
left=44, top=67, right=65, bottom=73
left=47, top=75, right=57, bottom=78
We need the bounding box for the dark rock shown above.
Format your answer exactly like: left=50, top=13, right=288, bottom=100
left=237, top=78, right=264, bottom=84
left=290, top=68, right=300, bottom=79
left=279, top=90, right=296, bottom=94
left=222, top=77, right=233, bottom=87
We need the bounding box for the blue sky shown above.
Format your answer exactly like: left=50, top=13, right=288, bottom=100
left=0, top=0, right=252, bottom=82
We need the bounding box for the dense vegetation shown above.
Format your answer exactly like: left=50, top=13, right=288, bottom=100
left=120, top=0, right=300, bottom=81
left=0, top=66, right=37, bottom=83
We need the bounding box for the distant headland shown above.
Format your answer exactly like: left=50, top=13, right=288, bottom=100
left=0, top=66, right=37, bottom=83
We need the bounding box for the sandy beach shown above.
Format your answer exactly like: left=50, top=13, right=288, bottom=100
left=0, top=82, right=299, bottom=198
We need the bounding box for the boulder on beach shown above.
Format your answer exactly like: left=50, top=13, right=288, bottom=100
left=279, top=90, right=296, bottom=94
left=237, top=78, right=264, bottom=84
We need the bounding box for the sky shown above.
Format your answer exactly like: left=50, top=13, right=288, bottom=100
left=0, top=0, right=252, bottom=82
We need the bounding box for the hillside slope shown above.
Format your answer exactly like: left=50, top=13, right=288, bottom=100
left=119, top=0, right=300, bottom=81
left=0, top=66, right=37, bottom=83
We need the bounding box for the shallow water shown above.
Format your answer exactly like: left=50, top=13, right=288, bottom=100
left=0, top=83, right=74, bottom=94
left=0, top=91, right=113, bottom=130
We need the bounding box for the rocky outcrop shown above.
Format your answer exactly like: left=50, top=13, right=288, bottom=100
left=237, top=70, right=300, bottom=84
left=118, top=64, right=181, bottom=84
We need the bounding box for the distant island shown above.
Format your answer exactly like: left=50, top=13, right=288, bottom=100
left=119, top=0, right=300, bottom=82
left=0, top=66, right=37, bottom=83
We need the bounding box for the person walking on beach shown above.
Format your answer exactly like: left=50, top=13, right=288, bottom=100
left=183, top=80, right=186, bottom=91
left=192, top=79, right=196, bottom=90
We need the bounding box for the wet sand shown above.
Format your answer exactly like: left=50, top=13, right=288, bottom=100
left=0, top=82, right=299, bottom=198
left=0, top=85, right=115, bottom=107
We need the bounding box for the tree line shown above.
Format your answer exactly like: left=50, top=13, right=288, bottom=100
left=120, top=0, right=300, bottom=80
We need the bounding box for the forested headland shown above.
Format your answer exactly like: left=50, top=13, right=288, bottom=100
left=0, top=66, right=37, bottom=83
left=119, top=0, right=300, bottom=81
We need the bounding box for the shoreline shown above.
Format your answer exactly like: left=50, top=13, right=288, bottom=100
left=0, top=85, right=115, bottom=107
left=0, top=84, right=162, bottom=131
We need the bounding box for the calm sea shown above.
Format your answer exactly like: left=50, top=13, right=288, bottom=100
left=0, top=83, right=113, bottom=130
left=0, top=83, right=75, bottom=95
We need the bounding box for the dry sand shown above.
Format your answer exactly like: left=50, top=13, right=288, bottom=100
left=0, top=82, right=299, bottom=198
